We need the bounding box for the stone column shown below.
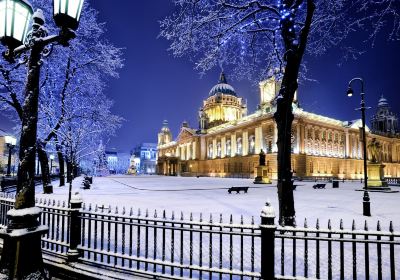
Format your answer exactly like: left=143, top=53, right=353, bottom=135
left=345, top=130, right=350, bottom=158
left=212, top=138, right=217, bottom=159
left=242, top=130, right=249, bottom=156
left=273, top=123, right=278, bottom=153
left=296, top=124, right=301, bottom=154
left=255, top=126, right=263, bottom=153
left=200, top=137, right=206, bottom=160
left=192, top=141, right=197, bottom=160
left=221, top=136, right=226, bottom=158
left=231, top=134, right=237, bottom=157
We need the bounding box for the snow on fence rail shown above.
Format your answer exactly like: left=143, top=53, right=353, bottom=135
left=0, top=193, right=399, bottom=280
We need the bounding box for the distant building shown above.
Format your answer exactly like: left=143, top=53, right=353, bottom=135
left=0, top=129, right=18, bottom=175
left=371, top=95, right=399, bottom=136
left=157, top=72, right=400, bottom=179
left=133, top=143, right=157, bottom=174
left=105, top=150, right=131, bottom=174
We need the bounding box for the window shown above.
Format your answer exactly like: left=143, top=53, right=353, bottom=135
left=249, top=135, right=255, bottom=154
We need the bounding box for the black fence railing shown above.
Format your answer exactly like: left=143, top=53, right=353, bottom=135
left=385, top=177, right=400, bottom=186
left=0, top=194, right=399, bottom=280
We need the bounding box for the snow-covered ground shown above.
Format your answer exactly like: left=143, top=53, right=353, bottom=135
left=36, top=175, right=400, bottom=230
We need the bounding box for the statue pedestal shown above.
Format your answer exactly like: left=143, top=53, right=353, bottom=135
left=367, top=163, right=390, bottom=190
left=253, top=166, right=272, bottom=184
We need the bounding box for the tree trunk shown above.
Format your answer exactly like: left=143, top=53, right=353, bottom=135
left=66, top=157, right=72, bottom=183
left=37, top=140, right=53, bottom=194
left=56, top=144, right=65, bottom=187
left=15, top=44, right=43, bottom=210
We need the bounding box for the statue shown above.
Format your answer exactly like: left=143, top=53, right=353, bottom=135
left=259, top=149, right=266, bottom=166
left=368, top=138, right=382, bottom=163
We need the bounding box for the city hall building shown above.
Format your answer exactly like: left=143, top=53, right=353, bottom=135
left=156, top=73, right=400, bottom=179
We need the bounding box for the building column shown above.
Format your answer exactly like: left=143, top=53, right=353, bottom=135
left=272, top=123, right=278, bottom=153
left=212, top=138, right=217, bottom=159
left=242, top=130, right=249, bottom=156
left=231, top=134, right=237, bottom=157
left=186, top=143, right=191, bottom=160
left=345, top=130, right=350, bottom=158
left=221, top=136, right=226, bottom=158
left=200, top=137, right=206, bottom=160
left=255, top=126, right=263, bottom=153
left=192, top=141, right=197, bottom=160
left=296, top=124, right=301, bottom=154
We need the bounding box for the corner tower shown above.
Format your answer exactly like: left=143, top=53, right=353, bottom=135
left=199, top=72, right=247, bottom=130
left=371, top=95, right=398, bottom=136
left=158, top=120, right=173, bottom=145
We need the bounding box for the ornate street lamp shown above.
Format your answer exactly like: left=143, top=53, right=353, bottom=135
left=4, top=135, right=16, bottom=177
left=347, top=77, right=371, bottom=216
left=0, top=0, right=34, bottom=51
left=0, top=0, right=84, bottom=278
left=50, top=153, right=55, bottom=174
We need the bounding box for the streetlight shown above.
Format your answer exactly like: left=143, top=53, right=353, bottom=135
left=4, top=135, right=16, bottom=177
left=346, top=77, right=371, bottom=216
left=0, top=0, right=84, bottom=278
left=50, top=154, right=55, bottom=174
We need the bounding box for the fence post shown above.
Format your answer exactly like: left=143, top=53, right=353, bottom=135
left=260, top=201, right=276, bottom=280
left=67, top=192, right=83, bottom=262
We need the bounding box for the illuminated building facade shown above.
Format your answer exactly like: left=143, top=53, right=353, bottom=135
left=157, top=73, right=400, bottom=179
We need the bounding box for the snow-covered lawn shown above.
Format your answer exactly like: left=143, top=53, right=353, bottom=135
left=37, top=175, right=400, bottom=230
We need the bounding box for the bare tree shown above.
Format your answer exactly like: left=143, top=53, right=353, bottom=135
left=160, top=0, right=399, bottom=225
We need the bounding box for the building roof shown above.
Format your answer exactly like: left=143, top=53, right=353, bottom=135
left=209, top=72, right=237, bottom=97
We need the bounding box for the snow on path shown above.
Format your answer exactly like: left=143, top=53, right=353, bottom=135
left=36, top=175, right=400, bottom=230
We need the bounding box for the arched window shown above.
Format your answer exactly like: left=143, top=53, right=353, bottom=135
left=249, top=135, right=255, bottom=154
left=217, top=142, right=222, bottom=158
left=237, top=138, right=242, bottom=155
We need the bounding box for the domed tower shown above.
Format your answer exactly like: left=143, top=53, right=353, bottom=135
left=371, top=95, right=398, bottom=136
left=158, top=120, right=173, bottom=145
left=199, top=72, right=247, bottom=130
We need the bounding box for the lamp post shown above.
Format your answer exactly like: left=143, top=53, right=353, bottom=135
left=0, top=0, right=84, bottom=278
left=346, top=77, right=371, bottom=216
left=50, top=154, right=55, bottom=174
left=4, top=135, right=16, bottom=177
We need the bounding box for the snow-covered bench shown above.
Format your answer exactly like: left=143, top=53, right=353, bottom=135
left=228, top=186, right=249, bottom=194
left=313, top=183, right=326, bottom=189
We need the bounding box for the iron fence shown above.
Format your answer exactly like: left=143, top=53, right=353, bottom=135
left=0, top=193, right=399, bottom=280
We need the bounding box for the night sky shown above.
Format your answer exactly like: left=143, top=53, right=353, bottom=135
left=1, top=1, right=400, bottom=153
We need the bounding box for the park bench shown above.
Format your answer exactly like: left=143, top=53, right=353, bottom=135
left=228, top=186, right=249, bottom=194
left=82, top=178, right=91, bottom=189
left=313, top=183, right=326, bottom=189
left=84, top=176, right=93, bottom=184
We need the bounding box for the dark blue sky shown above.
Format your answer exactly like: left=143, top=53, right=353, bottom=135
left=1, top=1, right=399, bottom=153
left=89, top=0, right=400, bottom=152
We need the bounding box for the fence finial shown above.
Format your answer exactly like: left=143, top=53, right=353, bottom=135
left=171, top=211, right=175, bottom=220
left=220, top=213, right=223, bottom=223
left=95, top=204, right=98, bottom=212
left=304, top=218, right=308, bottom=228
left=115, top=206, right=118, bottom=214
left=200, top=213, right=203, bottom=222
left=163, top=210, right=166, bottom=219
left=190, top=212, right=193, bottom=221
left=260, top=201, right=275, bottom=219
left=154, top=209, right=157, bottom=218
left=88, top=203, right=92, bottom=211
left=57, top=200, right=61, bottom=207
left=180, top=211, right=184, bottom=221
left=209, top=213, right=213, bottom=223
left=145, top=209, right=149, bottom=217
left=122, top=207, right=126, bottom=215
left=352, top=220, right=356, bottom=230
left=340, top=219, right=343, bottom=230
left=108, top=205, right=111, bottom=214
left=328, top=219, right=331, bottom=230
left=316, top=219, right=320, bottom=229
left=138, top=208, right=141, bottom=216
left=129, top=207, right=133, bottom=216
left=251, top=216, right=255, bottom=225
left=389, top=221, right=393, bottom=232
left=364, top=220, right=368, bottom=231
left=377, top=220, right=381, bottom=231
left=241, top=215, right=244, bottom=225
left=230, top=214, right=233, bottom=224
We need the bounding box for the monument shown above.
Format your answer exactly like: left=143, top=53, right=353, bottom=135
left=367, top=138, right=390, bottom=190
left=254, top=149, right=272, bottom=184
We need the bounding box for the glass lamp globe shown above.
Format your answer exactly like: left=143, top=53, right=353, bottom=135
left=4, top=135, right=17, bottom=146
left=49, top=154, right=55, bottom=160
left=0, top=0, right=33, bottom=49
left=53, top=0, right=84, bottom=31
